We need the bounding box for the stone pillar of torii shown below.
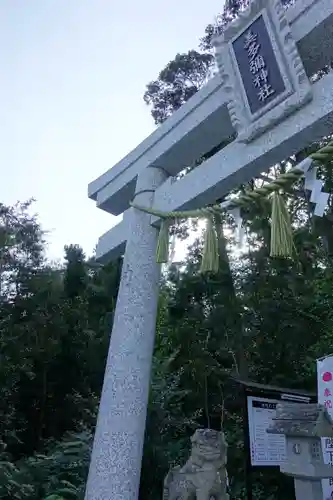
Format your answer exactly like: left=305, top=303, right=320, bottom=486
left=84, top=0, right=333, bottom=498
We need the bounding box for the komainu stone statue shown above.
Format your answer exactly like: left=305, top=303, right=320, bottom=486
left=163, top=429, right=229, bottom=500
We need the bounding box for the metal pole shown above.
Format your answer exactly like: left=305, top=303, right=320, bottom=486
left=243, top=389, right=253, bottom=500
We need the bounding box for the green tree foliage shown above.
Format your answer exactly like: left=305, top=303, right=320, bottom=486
left=2, top=1, right=333, bottom=500
left=0, top=200, right=121, bottom=499
left=140, top=0, right=332, bottom=499
left=143, top=51, right=214, bottom=125
left=144, top=0, right=293, bottom=125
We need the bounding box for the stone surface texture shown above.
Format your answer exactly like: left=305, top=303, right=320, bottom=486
left=268, top=402, right=333, bottom=437
left=84, top=166, right=168, bottom=500
left=96, top=55, right=333, bottom=263
left=294, top=478, right=323, bottom=500
left=89, top=0, right=333, bottom=217
left=151, top=71, right=333, bottom=222
left=163, top=429, right=229, bottom=500
left=267, top=403, right=333, bottom=500
left=214, top=0, right=312, bottom=143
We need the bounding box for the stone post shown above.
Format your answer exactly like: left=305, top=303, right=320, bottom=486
left=84, top=166, right=168, bottom=500
left=294, top=479, right=323, bottom=500
left=267, top=402, right=333, bottom=500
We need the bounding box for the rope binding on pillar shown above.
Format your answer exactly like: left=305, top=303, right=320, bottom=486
left=130, top=139, right=333, bottom=273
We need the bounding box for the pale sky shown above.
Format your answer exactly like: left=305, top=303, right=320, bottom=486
left=0, top=0, right=225, bottom=262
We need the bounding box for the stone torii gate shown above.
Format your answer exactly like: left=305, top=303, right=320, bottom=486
left=85, top=1, right=333, bottom=499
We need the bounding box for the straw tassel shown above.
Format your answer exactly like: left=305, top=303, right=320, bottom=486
left=200, top=217, right=219, bottom=273
left=156, top=219, right=172, bottom=263
left=270, top=192, right=293, bottom=258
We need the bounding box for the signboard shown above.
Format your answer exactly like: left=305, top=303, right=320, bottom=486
left=214, top=0, right=313, bottom=143
left=232, top=14, right=285, bottom=115
left=239, top=380, right=314, bottom=500
left=317, top=356, right=333, bottom=500
left=247, top=396, right=287, bottom=466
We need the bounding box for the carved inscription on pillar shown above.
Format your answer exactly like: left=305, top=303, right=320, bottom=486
left=214, top=0, right=313, bottom=143
left=232, top=15, right=286, bottom=114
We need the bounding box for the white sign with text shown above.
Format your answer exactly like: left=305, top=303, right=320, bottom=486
left=247, top=396, right=287, bottom=467
left=317, top=356, right=333, bottom=500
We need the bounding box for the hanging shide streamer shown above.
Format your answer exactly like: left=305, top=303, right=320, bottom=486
left=169, top=231, right=177, bottom=262
left=200, top=217, right=219, bottom=274
left=270, top=192, right=294, bottom=258
left=227, top=206, right=245, bottom=248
